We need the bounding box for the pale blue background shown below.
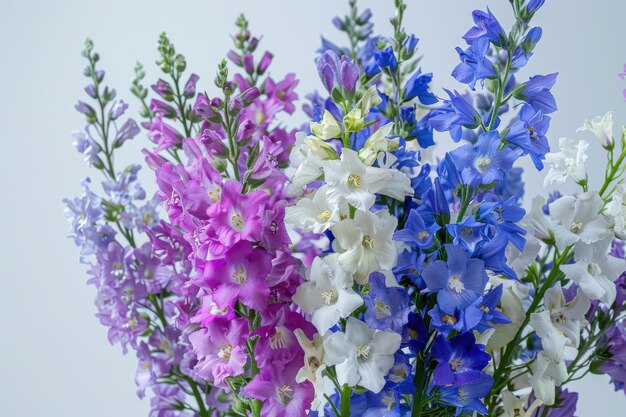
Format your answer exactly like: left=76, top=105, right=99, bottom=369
left=1, top=0, right=625, bottom=416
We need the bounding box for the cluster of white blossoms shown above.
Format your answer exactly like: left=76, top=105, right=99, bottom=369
left=500, top=112, right=626, bottom=408
left=286, top=88, right=413, bottom=410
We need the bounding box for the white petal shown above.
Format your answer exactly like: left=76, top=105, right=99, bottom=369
left=324, top=332, right=353, bottom=365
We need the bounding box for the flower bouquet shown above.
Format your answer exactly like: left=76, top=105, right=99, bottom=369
left=64, top=0, right=626, bottom=415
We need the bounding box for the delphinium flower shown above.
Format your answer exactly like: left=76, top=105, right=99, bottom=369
left=477, top=70, right=626, bottom=417
left=289, top=2, right=620, bottom=416
left=139, top=16, right=320, bottom=417
left=287, top=1, right=450, bottom=416
left=65, top=39, right=208, bottom=417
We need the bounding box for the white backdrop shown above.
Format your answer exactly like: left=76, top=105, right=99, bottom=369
left=1, top=0, right=625, bottom=416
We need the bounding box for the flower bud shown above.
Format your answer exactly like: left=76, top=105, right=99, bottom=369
left=227, top=50, right=242, bottom=65
left=183, top=74, right=199, bottom=98
left=357, top=86, right=382, bottom=116
left=403, top=34, right=419, bottom=55
left=114, top=119, right=140, bottom=147
left=358, top=123, right=397, bottom=165
left=304, top=135, right=339, bottom=160
left=228, top=96, right=244, bottom=115
left=240, top=87, right=260, bottom=104
left=110, top=100, right=129, bottom=120
left=236, top=119, right=257, bottom=142
left=151, top=79, right=174, bottom=101
left=357, top=9, right=372, bottom=24
left=340, top=57, right=359, bottom=94
left=257, top=51, right=273, bottom=75
left=84, top=84, right=97, bottom=98
left=243, top=54, right=254, bottom=74
left=193, top=95, right=220, bottom=121
left=75, top=101, right=95, bottom=116
left=150, top=99, right=177, bottom=118
left=310, top=110, right=342, bottom=140
left=577, top=111, right=614, bottom=149
left=343, top=108, right=364, bottom=132
left=331, top=17, right=344, bottom=30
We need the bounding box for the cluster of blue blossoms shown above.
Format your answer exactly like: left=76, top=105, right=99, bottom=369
left=296, top=0, right=561, bottom=415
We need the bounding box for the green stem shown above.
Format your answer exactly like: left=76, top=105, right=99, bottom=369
left=456, top=185, right=473, bottom=221
left=340, top=384, right=352, bottom=417
left=411, top=354, right=426, bottom=416
left=487, top=51, right=511, bottom=132
left=222, top=94, right=241, bottom=181
left=183, top=375, right=211, bottom=417
left=488, top=246, right=572, bottom=411
left=147, top=294, right=168, bottom=328
left=599, top=147, right=626, bottom=197
left=172, top=72, right=192, bottom=139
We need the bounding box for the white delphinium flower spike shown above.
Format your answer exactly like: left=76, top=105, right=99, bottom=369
left=324, top=317, right=401, bottom=393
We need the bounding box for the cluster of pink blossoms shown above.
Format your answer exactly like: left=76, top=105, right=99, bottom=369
left=142, top=21, right=319, bottom=416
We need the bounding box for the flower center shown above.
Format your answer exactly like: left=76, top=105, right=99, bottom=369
left=318, top=210, right=332, bottom=222
left=127, top=315, right=139, bottom=329
left=418, top=230, right=430, bottom=240
left=388, top=365, right=408, bottom=383
left=447, top=275, right=465, bottom=294
left=564, top=157, right=577, bottom=169
left=588, top=262, right=601, bottom=276
left=528, top=126, right=538, bottom=140
left=307, top=356, right=321, bottom=372
left=480, top=304, right=490, bottom=313
left=269, top=220, right=279, bottom=235
left=552, top=312, right=567, bottom=325
left=232, top=266, right=247, bottom=284
left=218, top=344, right=233, bottom=360
left=449, top=358, right=464, bottom=372
left=476, top=157, right=492, bottom=172
left=375, top=301, right=392, bottom=319
left=210, top=302, right=228, bottom=316
left=356, top=344, right=371, bottom=362
left=362, top=235, right=374, bottom=249
left=112, top=263, right=124, bottom=278
left=348, top=173, right=361, bottom=188
left=270, top=330, right=287, bottom=349
left=382, top=391, right=397, bottom=410
left=320, top=289, right=337, bottom=305
left=277, top=385, right=293, bottom=406
left=442, top=313, right=458, bottom=325
left=230, top=213, right=245, bottom=232
left=207, top=186, right=222, bottom=203
left=570, top=221, right=583, bottom=233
